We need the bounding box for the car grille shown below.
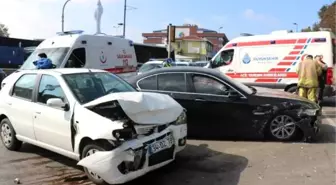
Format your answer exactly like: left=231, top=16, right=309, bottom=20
left=148, top=145, right=175, bottom=166
left=134, top=123, right=169, bottom=136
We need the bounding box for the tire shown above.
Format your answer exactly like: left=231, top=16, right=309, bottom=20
left=286, top=86, right=297, bottom=94
left=81, top=142, right=113, bottom=185
left=0, top=118, right=22, bottom=151
left=265, top=114, right=300, bottom=141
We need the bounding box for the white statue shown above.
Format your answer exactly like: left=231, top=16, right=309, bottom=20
left=94, top=0, right=103, bottom=34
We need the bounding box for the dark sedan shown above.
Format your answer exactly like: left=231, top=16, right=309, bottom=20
left=127, top=67, right=321, bottom=142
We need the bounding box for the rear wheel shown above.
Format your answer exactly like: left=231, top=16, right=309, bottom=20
left=265, top=114, right=300, bottom=141
left=0, top=118, right=22, bottom=151
left=82, top=142, right=113, bottom=185
left=286, top=86, right=297, bottom=94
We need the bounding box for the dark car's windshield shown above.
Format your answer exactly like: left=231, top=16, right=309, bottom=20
left=139, top=63, right=163, bottom=72
left=63, top=72, right=136, bottom=104
left=21, top=47, right=70, bottom=70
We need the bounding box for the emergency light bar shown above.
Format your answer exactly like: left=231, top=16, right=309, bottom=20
left=313, top=38, right=326, bottom=42
left=56, top=30, right=84, bottom=36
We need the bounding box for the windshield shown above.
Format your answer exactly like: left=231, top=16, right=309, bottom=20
left=20, top=47, right=70, bottom=70
left=139, top=63, right=163, bottom=72
left=63, top=72, right=136, bottom=104
left=225, top=75, right=254, bottom=94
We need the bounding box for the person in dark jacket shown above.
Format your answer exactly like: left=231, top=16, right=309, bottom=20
left=315, top=55, right=328, bottom=104
left=33, top=53, right=53, bottom=69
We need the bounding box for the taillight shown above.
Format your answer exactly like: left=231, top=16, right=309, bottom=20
left=326, top=67, right=334, bottom=85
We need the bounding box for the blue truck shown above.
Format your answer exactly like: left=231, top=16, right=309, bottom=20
left=0, top=36, right=41, bottom=68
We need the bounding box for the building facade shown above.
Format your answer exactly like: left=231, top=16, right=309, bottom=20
left=142, top=24, right=229, bottom=53
left=173, top=36, right=213, bottom=61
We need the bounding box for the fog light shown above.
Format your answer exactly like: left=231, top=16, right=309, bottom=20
left=178, top=137, right=186, bottom=146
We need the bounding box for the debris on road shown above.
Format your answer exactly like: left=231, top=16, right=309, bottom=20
left=14, top=178, right=21, bottom=184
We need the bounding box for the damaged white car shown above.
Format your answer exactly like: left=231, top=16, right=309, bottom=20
left=0, top=69, right=187, bottom=185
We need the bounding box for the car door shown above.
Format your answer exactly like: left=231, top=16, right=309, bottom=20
left=32, top=74, right=73, bottom=151
left=5, top=74, right=38, bottom=140
left=136, top=72, right=194, bottom=122
left=188, top=73, right=254, bottom=138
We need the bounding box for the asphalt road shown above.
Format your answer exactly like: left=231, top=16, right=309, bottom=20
left=0, top=97, right=335, bottom=185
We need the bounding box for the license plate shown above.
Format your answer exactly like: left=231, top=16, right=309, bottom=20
left=149, top=134, right=174, bottom=155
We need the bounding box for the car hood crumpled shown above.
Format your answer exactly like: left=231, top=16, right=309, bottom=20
left=83, top=91, right=183, bottom=125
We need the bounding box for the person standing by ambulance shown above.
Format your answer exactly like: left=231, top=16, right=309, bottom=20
left=314, top=55, right=328, bottom=104
left=296, top=55, right=322, bottom=103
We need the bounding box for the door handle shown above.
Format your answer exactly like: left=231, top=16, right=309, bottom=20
left=6, top=102, right=12, bottom=106
left=36, top=112, right=41, bottom=114
left=194, top=98, right=206, bottom=102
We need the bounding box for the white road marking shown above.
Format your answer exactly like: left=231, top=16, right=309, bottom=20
left=322, top=109, right=336, bottom=126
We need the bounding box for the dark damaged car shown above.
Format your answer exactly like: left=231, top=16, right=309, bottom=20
left=127, top=67, right=321, bottom=142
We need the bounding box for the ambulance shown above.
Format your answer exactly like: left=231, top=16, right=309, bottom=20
left=211, top=30, right=336, bottom=97
left=19, top=30, right=138, bottom=79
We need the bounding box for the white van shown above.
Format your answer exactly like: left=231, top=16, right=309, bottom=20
left=211, top=30, right=336, bottom=96
left=20, top=31, right=138, bottom=78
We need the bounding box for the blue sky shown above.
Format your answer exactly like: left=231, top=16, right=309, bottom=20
left=0, top=0, right=334, bottom=41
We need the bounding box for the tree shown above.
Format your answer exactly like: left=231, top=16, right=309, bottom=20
left=0, top=23, right=9, bottom=37
left=319, top=1, right=336, bottom=33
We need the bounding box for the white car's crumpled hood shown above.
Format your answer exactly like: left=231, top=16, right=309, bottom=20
left=83, top=92, right=183, bottom=125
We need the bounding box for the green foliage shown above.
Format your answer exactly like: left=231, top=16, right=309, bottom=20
left=0, top=23, right=9, bottom=37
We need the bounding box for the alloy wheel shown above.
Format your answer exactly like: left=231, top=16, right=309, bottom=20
left=270, top=115, right=296, bottom=140
left=1, top=123, right=12, bottom=147
left=85, top=149, right=102, bottom=180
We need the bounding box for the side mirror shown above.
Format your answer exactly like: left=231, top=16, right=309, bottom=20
left=228, top=92, right=241, bottom=100
left=46, top=98, right=69, bottom=111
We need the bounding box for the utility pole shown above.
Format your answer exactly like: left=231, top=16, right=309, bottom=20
left=61, top=0, right=71, bottom=32
left=167, top=24, right=172, bottom=58
left=123, top=0, right=127, bottom=38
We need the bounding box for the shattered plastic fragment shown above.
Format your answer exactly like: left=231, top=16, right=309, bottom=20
left=14, top=178, right=20, bottom=184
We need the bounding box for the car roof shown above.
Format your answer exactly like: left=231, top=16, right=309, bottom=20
left=16, top=68, right=106, bottom=75
left=129, top=66, right=230, bottom=82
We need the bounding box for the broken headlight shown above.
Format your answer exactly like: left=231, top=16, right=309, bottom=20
left=174, top=110, right=187, bottom=125
left=301, top=109, right=318, bottom=116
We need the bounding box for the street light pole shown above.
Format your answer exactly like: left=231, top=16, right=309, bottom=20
left=123, top=0, right=127, bottom=38
left=61, top=0, right=71, bottom=32
left=293, top=23, right=298, bottom=32
left=218, top=26, right=223, bottom=33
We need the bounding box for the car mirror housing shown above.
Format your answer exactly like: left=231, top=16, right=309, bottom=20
left=46, top=98, right=69, bottom=111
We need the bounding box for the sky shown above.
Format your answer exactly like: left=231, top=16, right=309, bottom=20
left=0, top=0, right=334, bottom=42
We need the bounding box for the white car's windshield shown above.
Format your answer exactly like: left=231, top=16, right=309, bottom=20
left=63, top=72, right=136, bottom=104
left=20, top=47, right=70, bottom=70
left=139, top=63, right=162, bottom=72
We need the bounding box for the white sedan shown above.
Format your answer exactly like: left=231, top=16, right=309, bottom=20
left=0, top=68, right=187, bottom=185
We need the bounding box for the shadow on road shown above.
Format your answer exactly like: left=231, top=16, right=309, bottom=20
left=13, top=143, right=247, bottom=185
left=315, top=124, right=336, bottom=144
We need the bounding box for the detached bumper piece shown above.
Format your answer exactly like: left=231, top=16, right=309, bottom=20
left=297, top=109, right=322, bottom=142
left=118, top=148, right=147, bottom=174
left=117, top=132, right=176, bottom=174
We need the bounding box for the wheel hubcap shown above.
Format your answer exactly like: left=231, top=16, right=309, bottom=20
left=85, top=149, right=102, bottom=180
left=0, top=123, right=12, bottom=147
left=270, top=115, right=296, bottom=139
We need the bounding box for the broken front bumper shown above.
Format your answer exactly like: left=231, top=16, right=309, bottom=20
left=77, top=124, right=187, bottom=184
left=297, top=109, right=322, bottom=142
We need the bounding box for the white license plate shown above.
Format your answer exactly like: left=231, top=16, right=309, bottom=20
left=149, top=134, right=174, bottom=154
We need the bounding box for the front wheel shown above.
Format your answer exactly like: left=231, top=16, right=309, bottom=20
left=265, top=114, right=300, bottom=141
left=82, top=143, right=111, bottom=185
